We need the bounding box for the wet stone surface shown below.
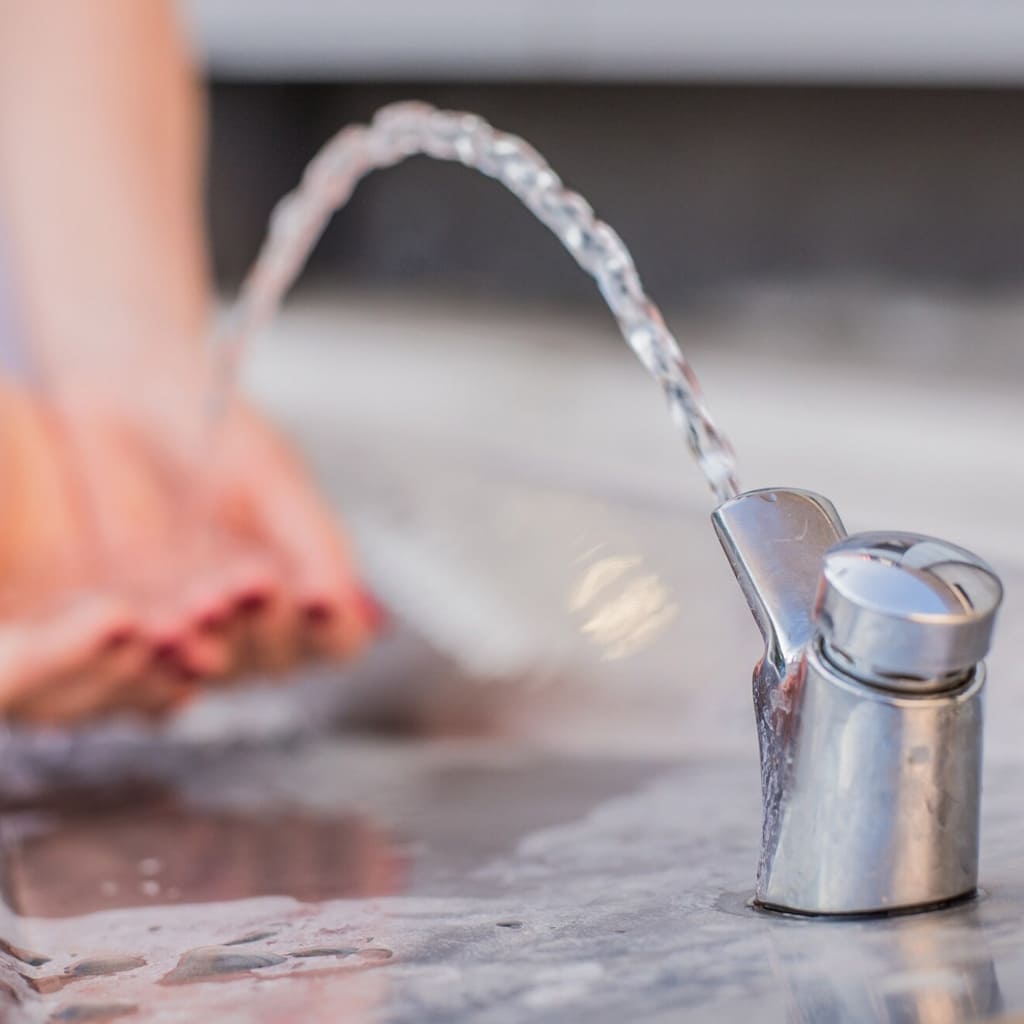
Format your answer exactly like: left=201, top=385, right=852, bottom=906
left=0, top=726, right=1020, bottom=1021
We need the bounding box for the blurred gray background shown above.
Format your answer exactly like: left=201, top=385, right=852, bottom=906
left=184, top=1, right=1024, bottom=304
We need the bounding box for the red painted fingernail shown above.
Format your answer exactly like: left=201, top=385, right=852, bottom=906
left=304, top=601, right=334, bottom=625
left=236, top=592, right=268, bottom=616
left=102, top=627, right=136, bottom=653
left=152, top=642, right=180, bottom=668
left=354, top=586, right=388, bottom=632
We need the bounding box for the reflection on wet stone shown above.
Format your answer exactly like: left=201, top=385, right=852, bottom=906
left=25, top=734, right=1010, bottom=1021
left=767, top=900, right=1006, bottom=1023
left=2, top=796, right=400, bottom=916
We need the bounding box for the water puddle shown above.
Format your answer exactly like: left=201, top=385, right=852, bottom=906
left=66, top=957, right=147, bottom=979
left=159, top=948, right=287, bottom=986
left=49, top=1004, right=138, bottom=1023
left=0, top=742, right=663, bottom=1021
left=222, top=931, right=277, bottom=947
left=28, top=956, right=149, bottom=997
left=288, top=946, right=359, bottom=959
left=0, top=787, right=403, bottom=1019
left=1, top=796, right=401, bottom=918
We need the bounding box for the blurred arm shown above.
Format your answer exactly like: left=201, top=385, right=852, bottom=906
left=0, top=0, right=210, bottom=387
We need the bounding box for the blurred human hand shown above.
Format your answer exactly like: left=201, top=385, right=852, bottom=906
left=0, top=378, right=381, bottom=725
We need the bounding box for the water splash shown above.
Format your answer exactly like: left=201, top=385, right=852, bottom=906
left=213, top=102, right=740, bottom=503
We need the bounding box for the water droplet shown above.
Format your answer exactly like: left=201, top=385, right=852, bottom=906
left=67, top=956, right=146, bottom=978
left=50, top=1004, right=137, bottom=1023
left=289, top=947, right=358, bottom=959
left=357, top=948, right=393, bottom=962
left=160, top=947, right=286, bottom=986
left=137, top=858, right=162, bottom=877
left=223, top=931, right=277, bottom=947
left=139, top=881, right=160, bottom=898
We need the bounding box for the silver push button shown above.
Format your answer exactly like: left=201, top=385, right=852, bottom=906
left=816, top=532, right=1002, bottom=693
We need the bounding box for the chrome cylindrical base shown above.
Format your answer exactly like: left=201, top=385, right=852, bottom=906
left=755, top=648, right=984, bottom=917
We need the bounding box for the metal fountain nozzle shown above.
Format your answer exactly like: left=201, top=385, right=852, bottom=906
left=713, top=488, right=1003, bottom=917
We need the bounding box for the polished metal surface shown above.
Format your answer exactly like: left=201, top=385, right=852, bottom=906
left=712, top=488, right=845, bottom=667
left=818, top=532, right=1002, bottom=691
left=713, top=487, right=1001, bottom=916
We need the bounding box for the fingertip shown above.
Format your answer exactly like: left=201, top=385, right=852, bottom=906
left=150, top=640, right=207, bottom=685
left=197, top=609, right=230, bottom=635
left=299, top=584, right=386, bottom=647
left=353, top=585, right=388, bottom=633
left=67, top=596, right=137, bottom=657
left=177, top=630, right=233, bottom=679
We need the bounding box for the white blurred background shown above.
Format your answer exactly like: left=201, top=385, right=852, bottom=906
left=185, top=1, right=1024, bottom=84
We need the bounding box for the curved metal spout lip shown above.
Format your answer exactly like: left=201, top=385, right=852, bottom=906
left=712, top=488, right=846, bottom=669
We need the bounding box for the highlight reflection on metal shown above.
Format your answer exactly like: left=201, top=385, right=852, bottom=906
left=713, top=487, right=1003, bottom=916
left=763, top=899, right=1003, bottom=1022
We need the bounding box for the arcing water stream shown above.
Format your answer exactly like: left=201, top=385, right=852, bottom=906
left=213, top=102, right=740, bottom=502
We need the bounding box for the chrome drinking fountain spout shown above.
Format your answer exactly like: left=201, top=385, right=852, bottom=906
left=216, top=104, right=1002, bottom=917
left=713, top=488, right=1003, bottom=917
